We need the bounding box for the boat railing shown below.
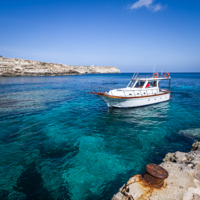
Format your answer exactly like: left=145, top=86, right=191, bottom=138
left=89, top=85, right=117, bottom=95
left=134, top=73, right=153, bottom=79
left=131, top=73, right=171, bottom=80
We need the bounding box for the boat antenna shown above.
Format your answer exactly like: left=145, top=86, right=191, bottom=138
left=153, top=65, right=155, bottom=74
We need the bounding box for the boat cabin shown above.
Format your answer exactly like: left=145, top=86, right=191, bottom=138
left=107, top=73, right=171, bottom=97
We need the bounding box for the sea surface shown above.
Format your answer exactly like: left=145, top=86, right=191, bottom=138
left=0, top=73, right=200, bottom=200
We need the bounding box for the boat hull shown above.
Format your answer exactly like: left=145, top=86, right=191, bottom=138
left=99, top=93, right=171, bottom=108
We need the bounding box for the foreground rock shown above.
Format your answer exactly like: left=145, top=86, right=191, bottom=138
left=0, top=57, right=120, bottom=76
left=112, top=141, right=200, bottom=200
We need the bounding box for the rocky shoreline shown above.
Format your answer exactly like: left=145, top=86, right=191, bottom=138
left=112, top=141, right=200, bottom=200
left=0, top=57, right=120, bottom=76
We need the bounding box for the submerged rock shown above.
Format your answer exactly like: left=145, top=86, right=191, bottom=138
left=112, top=141, right=200, bottom=200
left=179, top=128, right=200, bottom=139
left=63, top=136, right=128, bottom=200
left=0, top=57, right=120, bottom=77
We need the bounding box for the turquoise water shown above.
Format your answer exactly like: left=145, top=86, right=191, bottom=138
left=0, top=73, right=200, bottom=200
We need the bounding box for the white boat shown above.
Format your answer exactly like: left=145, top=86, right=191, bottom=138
left=89, top=72, right=172, bottom=108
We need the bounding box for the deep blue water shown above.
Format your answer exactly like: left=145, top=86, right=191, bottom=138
left=0, top=73, right=200, bottom=200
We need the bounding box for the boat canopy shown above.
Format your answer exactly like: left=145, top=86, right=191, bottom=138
left=130, top=73, right=171, bottom=81
left=127, top=72, right=171, bottom=89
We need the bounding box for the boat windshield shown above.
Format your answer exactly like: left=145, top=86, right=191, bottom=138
left=148, top=81, right=157, bottom=87
left=135, top=81, right=145, bottom=88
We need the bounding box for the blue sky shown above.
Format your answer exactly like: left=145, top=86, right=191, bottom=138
left=0, top=0, right=200, bottom=72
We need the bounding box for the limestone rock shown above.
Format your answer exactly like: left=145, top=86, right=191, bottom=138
left=0, top=57, right=120, bottom=76
left=174, top=151, right=188, bottom=163
left=112, top=192, right=129, bottom=200
left=191, top=141, right=200, bottom=151
left=163, top=152, right=176, bottom=162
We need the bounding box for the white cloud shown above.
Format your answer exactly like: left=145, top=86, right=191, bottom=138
left=129, top=0, right=165, bottom=12
left=153, top=4, right=162, bottom=12
left=130, top=0, right=153, bottom=9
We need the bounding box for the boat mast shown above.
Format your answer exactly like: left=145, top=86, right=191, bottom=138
left=153, top=65, right=155, bottom=74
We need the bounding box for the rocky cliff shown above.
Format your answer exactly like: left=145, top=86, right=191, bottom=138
left=0, top=57, right=120, bottom=76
